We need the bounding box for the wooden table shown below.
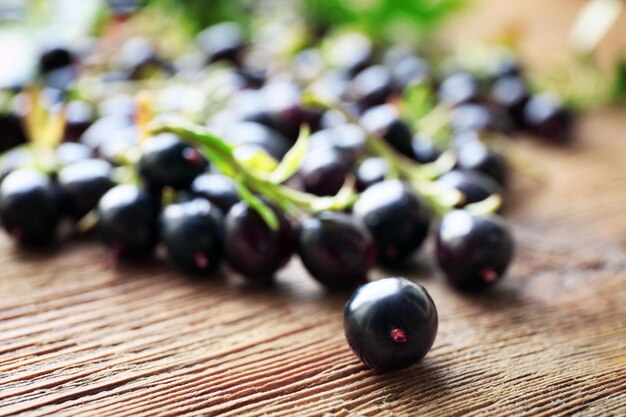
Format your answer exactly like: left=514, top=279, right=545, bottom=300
left=1, top=2, right=625, bottom=416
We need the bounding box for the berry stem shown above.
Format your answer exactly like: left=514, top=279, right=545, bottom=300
left=148, top=118, right=357, bottom=228
left=306, top=98, right=463, bottom=216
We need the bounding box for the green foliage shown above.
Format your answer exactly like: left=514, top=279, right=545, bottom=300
left=144, top=0, right=254, bottom=33
left=612, top=59, right=626, bottom=103
left=303, top=0, right=467, bottom=39
left=145, top=0, right=465, bottom=38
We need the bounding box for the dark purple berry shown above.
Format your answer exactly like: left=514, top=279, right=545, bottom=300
left=39, top=46, right=74, bottom=75
left=220, top=122, right=291, bottom=161
left=349, top=65, right=393, bottom=110
left=191, top=173, right=240, bottom=214
left=412, top=135, right=441, bottom=164
left=139, top=134, right=208, bottom=191
left=55, top=143, right=93, bottom=168
left=344, top=277, right=438, bottom=371
left=296, top=212, right=376, bottom=289
left=160, top=199, right=224, bottom=275
left=354, top=180, right=430, bottom=266
left=361, top=105, right=414, bottom=158
left=491, top=76, right=529, bottom=129
left=197, top=22, right=246, bottom=66
left=438, top=72, right=480, bottom=107
left=97, top=184, right=159, bottom=258
left=390, top=56, right=430, bottom=92
left=300, top=148, right=350, bottom=197
left=524, top=94, right=573, bottom=143
left=224, top=202, right=293, bottom=281
left=455, top=139, right=508, bottom=186
left=437, top=170, right=504, bottom=209
left=436, top=210, right=514, bottom=291
left=0, top=169, right=62, bottom=246
left=64, top=100, right=96, bottom=142
left=355, top=157, right=388, bottom=192
left=0, top=112, right=27, bottom=153
left=58, top=159, right=116, bottom=220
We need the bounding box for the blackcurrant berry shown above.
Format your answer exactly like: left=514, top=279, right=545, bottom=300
left=58, top=159, right=116, bottom=220
left=349, top=65, right=393, bottom=110
left=438, top=72, right=480, bottom=107
left=361, top=105, right=414, bottom=158
left=64, top=100, right=96, bottom=142
left=197, top=22, right=246, bottom=66
left=412, top=134, right=441, bottom=164
left=344, top=277, right=438, bottom=371
left=437, top=170, right=504, bottom=209
left=139, top=133, right=208, bottom=191
left=390, top=56, right=431, bottom=92
left=355, top=157, right=388, bottom=192
left=0, top=112, right=27, bottom=153
left=296, top=212, right=376, bottom=289
left=300, top=148, right=350, bottom=197
left=224, top=202, right=293, bottom=281
left=353, top=180, right=430, bottom=266
left=0, top=169, right=62, bottom=246
left=55, top=143, right=93, bottom=168
left=435, top=210, right=514, bottom=291
left=491, top=76, right=529, bottom=130
left=455, top=138, right=508, bottom=187
left=220, top=122, right=291, bottom=161
left=524, top=93, right=573, bottom=143
left=160, top=199, right=224, bottom=275
left=97, top=184, right=159, bottom=258
left=191, top=173, right=240, bottom=214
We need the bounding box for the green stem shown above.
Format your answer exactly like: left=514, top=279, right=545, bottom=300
left=326, top=103, right=463, bottom=216
left=148, top=118, right=357, bottom=227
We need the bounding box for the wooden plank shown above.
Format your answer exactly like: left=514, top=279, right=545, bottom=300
left=1, top=1, right=625, bottom=415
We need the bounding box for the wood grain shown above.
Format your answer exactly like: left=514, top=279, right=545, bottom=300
left=1, top=1, right=626, bottom=416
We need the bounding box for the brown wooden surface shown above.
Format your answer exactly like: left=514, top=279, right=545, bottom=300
left=1, top=2, right=626, bottom=416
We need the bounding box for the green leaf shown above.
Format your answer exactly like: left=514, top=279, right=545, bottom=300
left=270, top=125, right=310, bottom=184
left=233, top=176, right=280, bottom=231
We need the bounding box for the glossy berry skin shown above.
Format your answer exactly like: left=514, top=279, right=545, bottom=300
left=412, top=135, right=441, bottom=164
left=224, top=202, right=293, bottom=281
left=221, top=122, right=291, bottom=161
left=524, top=94, right=573, bottom=143
left=300, top=148, right=350, bottom=197
left=349, top=65, right=393, bottom=110
left=39, top=47, right=74, bottom=74
left=354, top=180, right=430, bottom=266
left=55, top=143, right=94, bottom=168
left=197, top=22, right=246, bottom=66
left=355, top=157, right=388, bottom=192
left=58, top=159, right=116, bottom=220
left=438, top=72, right=480, bottom=107
left=191, top=173, right=240, bottom=214
left=437, top=170, right=504, bottom=209
left=455, top=139, right=508, bottom=187
left=0, top=112, right=27, bottom=153
left=97, top=185, right=159, bottom=258
left=361, top=105, right=414, bottom=158
left=344, top=277, right=438, bottom=371
left=160, top=199, right=224, bottom=275
left=296, top=212, right=376, bottom=289
left=0, top=170, right=62, bottom=246
left=491, top=76, right=529, bottom=129
left=138, top=134, right=208, bottom=191
left=436, top=210, right=514, bottom=291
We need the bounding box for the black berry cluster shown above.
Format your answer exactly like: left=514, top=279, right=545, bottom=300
left=0, top=11, right=572, bottom=371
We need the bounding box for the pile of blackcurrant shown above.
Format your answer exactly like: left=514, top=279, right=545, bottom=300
left=0, top=7, right=572, bottom=371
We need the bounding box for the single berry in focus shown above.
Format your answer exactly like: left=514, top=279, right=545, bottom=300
left=296, top=212, right=376, bottom=289
left=435, top=210, right=514, bottom=291
left=344, top=277, right=438, bottom=371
